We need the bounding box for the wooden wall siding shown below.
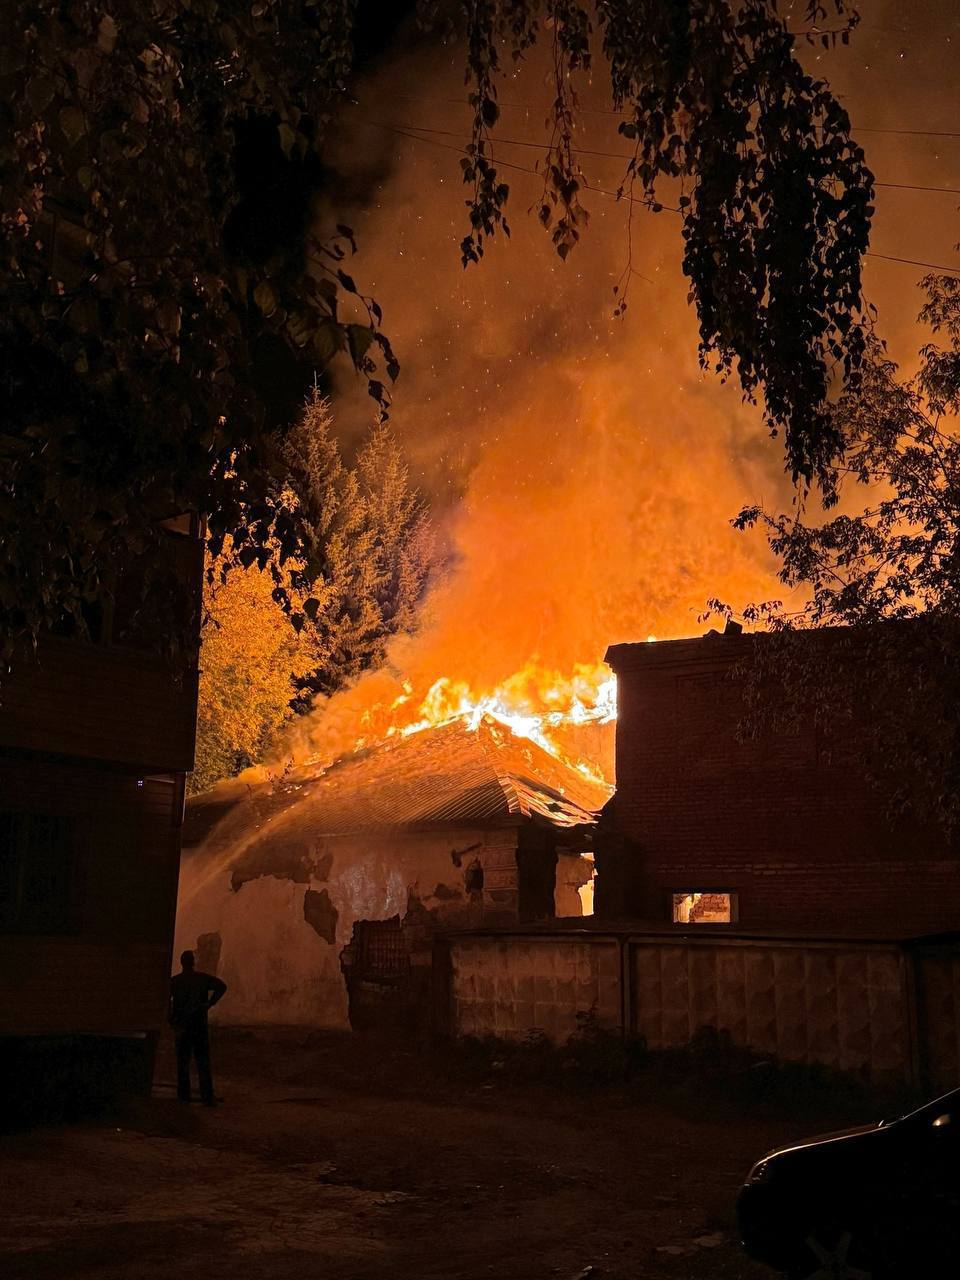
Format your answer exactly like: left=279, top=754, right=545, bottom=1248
left=629, top=941, right=908, bottom=1078
left=446, top=931, right=960, bottom=1087
left=915, top=948, right=960, bottom=1094
left=0, top=939, right=171, bottom=1036
left=450, top=935, right=620, bottom=1041
left=0, top=758, right=182, bottom=1037
left=1, top=636, right=198, bottom=771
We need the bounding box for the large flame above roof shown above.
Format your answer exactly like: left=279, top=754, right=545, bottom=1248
left=279, top=660, right=618, bottom=791
left=387, top=668, right=617, bottom=784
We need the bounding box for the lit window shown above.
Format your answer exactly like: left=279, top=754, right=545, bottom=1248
left=577, top=853, right=596, bottom=917
left=672, top=891, right=737, bottom=924
left=554, top=852, right=596, bottom=919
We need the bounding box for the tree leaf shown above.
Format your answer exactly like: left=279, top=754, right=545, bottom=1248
left=59, top=106, right=86, bottom=143
left=253, top=280, right=277, bottom=316
left=312, top=317, right=343, bottom=364
left=346, top=323, right=374, bottom=365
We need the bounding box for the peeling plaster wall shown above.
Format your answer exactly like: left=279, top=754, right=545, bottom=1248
left=174, top=826, right=514, bottom=1028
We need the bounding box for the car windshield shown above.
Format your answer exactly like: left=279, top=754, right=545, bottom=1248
left=880, top=1085, right=960, bottom=1128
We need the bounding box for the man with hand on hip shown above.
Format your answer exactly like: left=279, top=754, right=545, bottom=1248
left=169, top=949, right=227, bottom=1106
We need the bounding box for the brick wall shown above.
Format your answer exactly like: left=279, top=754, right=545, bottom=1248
left=1, top=635, right=198, bottom=772
left=479, top=829, right=521, bottom=920
left=0, top=757, right=183, bottom=1037
left=605, top=635, right=959, bottom=935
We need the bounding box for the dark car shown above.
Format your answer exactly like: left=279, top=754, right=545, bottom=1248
left=736, top=1086, right=960, bottom=1278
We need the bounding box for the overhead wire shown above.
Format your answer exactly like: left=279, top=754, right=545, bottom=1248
left=377, top=119, right=960, bottom=197
left=357, top=118, right=960, bottom=275
left=375, top=120, right=680, bottom=212
left=384, top=92, right=960, bottom=142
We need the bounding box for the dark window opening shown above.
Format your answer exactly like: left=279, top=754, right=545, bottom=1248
left=517, top=845, right=558, bottom=923
left=340, top=916, right=412, bottom=1034
left=0, top=812, right=78, bottom=934
left=350, top=916, right=409, bottom=980
left=464, top=858, right=484, bottom=896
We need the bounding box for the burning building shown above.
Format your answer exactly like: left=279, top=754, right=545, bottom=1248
left=176, top=715, right=606, bottom=1030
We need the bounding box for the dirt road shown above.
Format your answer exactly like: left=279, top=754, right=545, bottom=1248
left=0, top=1029, right=870, bottom=1280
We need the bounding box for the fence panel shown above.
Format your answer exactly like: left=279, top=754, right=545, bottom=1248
left=628, top=938, right=908, bottom=1082
left=447, top=930, right=960, bottom=1088
left=450, top=933, right=619, bottom=1041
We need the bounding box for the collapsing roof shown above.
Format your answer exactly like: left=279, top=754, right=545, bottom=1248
left=185, top=715, right=609, bottom=855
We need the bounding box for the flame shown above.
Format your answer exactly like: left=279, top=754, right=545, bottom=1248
left=391, top=668, right=617, bottom=785
left=271, top=27, right=950, bottom=809
left=287, top=660, right=619, bottom=788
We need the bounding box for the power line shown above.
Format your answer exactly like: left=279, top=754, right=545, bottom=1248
left=865, top=251, right=960, bottom=273
left=875, top=181, right=960, bottom=196
left=384, top=119, right=960, bottom=196
left=375, top=121, right=679, bottom=212
left=856, top=125, right=960, bottom=141
left=383, top=92, right=960, bottom=143
left=359, top=118, right=960, bottom=275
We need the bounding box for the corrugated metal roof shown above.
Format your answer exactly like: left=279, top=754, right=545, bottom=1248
left=184, top=716, right=608, bottom=854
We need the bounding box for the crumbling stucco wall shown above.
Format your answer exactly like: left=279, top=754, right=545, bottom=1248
left=175, top=826, right=517, bottom=1027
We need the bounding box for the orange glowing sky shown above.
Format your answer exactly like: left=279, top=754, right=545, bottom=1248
left=274, top=0, right=960, bottom=778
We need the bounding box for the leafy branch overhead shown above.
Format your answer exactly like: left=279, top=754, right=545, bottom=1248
left=1, top=0, right=396, bottom=658
left=454, top=0, right=873, bottom=491
left=3, top=0, right=874, bottom=659
left=712, top=274, right=960, bottom=832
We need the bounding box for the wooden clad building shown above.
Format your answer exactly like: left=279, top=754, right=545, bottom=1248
left=0, top=524, right=202, bottom=1118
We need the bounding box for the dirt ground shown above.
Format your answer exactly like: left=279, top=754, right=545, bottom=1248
left=0, top=1028, right=881, bottom=1280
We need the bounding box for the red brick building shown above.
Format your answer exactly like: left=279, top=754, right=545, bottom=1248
left=601, top=628, right=960, bottom=936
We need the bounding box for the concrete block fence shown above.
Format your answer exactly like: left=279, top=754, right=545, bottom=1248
left=444, top=927, right=960, bottom=1090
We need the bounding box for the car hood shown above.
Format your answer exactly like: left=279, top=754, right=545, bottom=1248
left=745, top=1121, right=883, bottom=1183
left=763, top=1121, right=883, bottom=1159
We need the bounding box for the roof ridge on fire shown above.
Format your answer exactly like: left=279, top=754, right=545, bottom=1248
left=184, top=714, right=608, bottom=851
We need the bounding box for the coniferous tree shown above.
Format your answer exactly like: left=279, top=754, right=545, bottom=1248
left=282, top=393, right=433, bottom=701
left=194, top=393, right=434, bottom=789
left=354, top=421, right=433, bottom=661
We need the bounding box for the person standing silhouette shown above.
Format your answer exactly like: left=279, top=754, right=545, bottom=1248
left=169, top=949, right=227, bottom=1106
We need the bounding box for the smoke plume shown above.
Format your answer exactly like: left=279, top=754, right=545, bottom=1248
left=271, top=4, right=960, bottom=781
